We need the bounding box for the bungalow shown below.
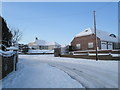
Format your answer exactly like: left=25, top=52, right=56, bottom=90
left=71, top=27, right=120, bottom=51
left=28, top=38, right=61, bottom=50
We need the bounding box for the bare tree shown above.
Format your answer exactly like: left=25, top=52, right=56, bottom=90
left=11, top=28, right=22, bottom=44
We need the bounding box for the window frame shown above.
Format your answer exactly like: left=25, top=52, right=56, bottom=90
left=76, top=44, right=81, bottom=49
left=88, top=42, right=94, bottom=49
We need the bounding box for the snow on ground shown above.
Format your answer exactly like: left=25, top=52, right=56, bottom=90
left=2, top=55, right=83, bottom=88
left=2, top=55, right=118, bottom=88
left=28, top=50, right=54, bottom=53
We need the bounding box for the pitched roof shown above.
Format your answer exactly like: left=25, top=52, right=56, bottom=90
left=35, top=40, right=46, bottom=45
left=33, top=39, right=61, bottom=46
left=75, top=27, right=120, bottom=43
left=46, top=42, right=60, bottom=46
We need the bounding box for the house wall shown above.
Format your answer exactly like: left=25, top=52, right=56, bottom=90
left=100, top=41, right=120, bottom=50
left=113, top=42, right=120, bottom=49
left=100, top=41, right=108, bottom=50
left=71, top=34, right=101, bottom=51
left=100, top=41, right=113, bottom=50
left=29, top=45, right=39, bottom=49
left=28, top=44, right=61, bottom=50
left=48, top=45, right=61, bottom=50
left=48, top=45, right=55, bottom=50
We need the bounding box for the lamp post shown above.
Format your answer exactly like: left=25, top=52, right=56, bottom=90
left=93, top=11, right=98, bottom=61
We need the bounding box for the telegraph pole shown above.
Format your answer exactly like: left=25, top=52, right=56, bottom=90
left=93, top=11, right=98, bottom=61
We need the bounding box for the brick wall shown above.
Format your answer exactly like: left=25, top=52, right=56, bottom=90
left=1, top=52, right=18, bottom=79
left=71, top=34, right=101, bottom=50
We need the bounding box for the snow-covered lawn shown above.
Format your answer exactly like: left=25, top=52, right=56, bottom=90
left=2, top=55, right=118, bottom=88
left=28, top=50, right=54, bottom=53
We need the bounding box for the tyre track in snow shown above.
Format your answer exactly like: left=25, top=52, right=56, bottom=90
left=62, top=63, right=118, bottom=87
left=49, top=64, right=105, bottom=88
left=31, top=57, right=117, bottom=88
left=48, top=63, right=117, bottom=88
left=19, top=55, right=118, bottom=88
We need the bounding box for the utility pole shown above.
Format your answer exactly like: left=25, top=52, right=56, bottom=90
left=93, top=10, right=98, bottom=61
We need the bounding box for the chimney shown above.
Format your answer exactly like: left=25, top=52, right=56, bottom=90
left=36, top=37, right=38, bottom=40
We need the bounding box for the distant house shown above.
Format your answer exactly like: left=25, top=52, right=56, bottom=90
left=28, top=38, right=61, bottom=50
left=71, top=28, right=120, bottom=51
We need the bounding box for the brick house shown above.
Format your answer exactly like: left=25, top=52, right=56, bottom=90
left=71, top=28, right=120, bottom=51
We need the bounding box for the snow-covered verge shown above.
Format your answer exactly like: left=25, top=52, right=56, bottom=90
left=73, top=53, right=120, bottom=57
left=28, top=50, right=54, bottom=53
left=2, top=55, right=83, bottom=88
left=2, top=55, right=118, bottom=88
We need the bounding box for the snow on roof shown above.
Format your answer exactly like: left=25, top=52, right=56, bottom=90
left=61, top=44, right=67, bottom=48
left=46, top=42, right=61, bottom=46
left=35, top=40, right=46, bottom=45
left=75, top=27, right=120, bottom=43
left=29, top=39, right=61, bottom=46
left=75, top=27, right=93, bottom=37
left=28, top=42, right=37, bottom=46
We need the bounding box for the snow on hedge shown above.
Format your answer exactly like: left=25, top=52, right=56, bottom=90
left=6, top=46, right=18, bottom=50
left=0, top=50, right=15, bottom=57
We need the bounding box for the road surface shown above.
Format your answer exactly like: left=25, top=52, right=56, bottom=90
left=18, top=55, right=118, bottom=88
left=2, top=55, right=118, bottom=88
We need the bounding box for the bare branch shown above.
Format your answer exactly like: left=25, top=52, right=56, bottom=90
left=10, top=27, right=22, bottom=44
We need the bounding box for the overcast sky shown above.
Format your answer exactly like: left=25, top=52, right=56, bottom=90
left=2, top=2, right=118, bottom=45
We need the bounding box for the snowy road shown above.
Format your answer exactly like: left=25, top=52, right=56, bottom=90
left=2, top=55, right=118, bottom=88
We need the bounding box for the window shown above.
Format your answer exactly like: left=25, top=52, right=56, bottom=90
left=101, top=41, right=106, bottom=45
left=109, top=34, right=116, bottom=38
left=108, top=42, right=113, bottom=50
left=41, top=46, right=44, bottom=49
left=45, top=46, right=48, bottom=50
left=108, top=42, right=112, bottom=45
left=101, top=41, right=107, bottom=49
left=114, top=43, right=120, bottom=49
left=76, top=44, right=81, bottom=49
left=39, top=46, right=42, bottom=50
left=85, top=30, right=88, bottom=32
left=88, top=42, right=93, bottom=48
